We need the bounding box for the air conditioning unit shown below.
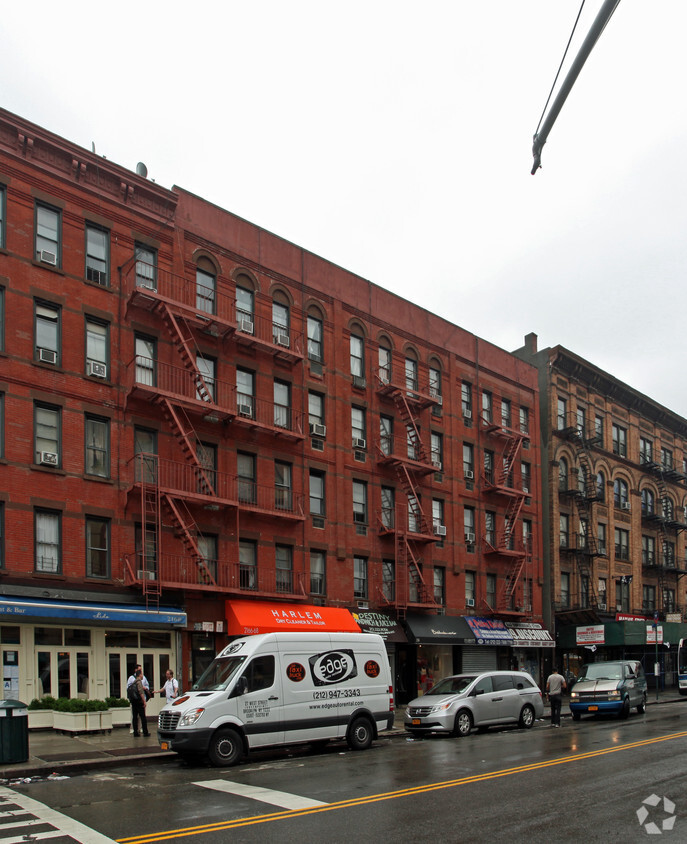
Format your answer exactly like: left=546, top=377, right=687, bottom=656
left=620, top=502, right=631, bottom=511
left=466, top=598, right=475, bottom=607
left=40, top=249, right=57, bottom=265
left=310, top=423, right=327, bottom=437
left=432, top=459, right=442, bottom=471
left=88, top=360, right=107, bottom=378
left=38, top=347, right=57, bottom=364
left=434, top=524, right=447, bottom=536
left=430, top=389, right=443, bottom=406
left=352, top=375, right=366, bottom=389
left=238, top=318, right=254, bottom=335
left=598, top=602, right=607, bottom=610
left=39, top=451, right=59, bottom=466
left=465, top=532, right=476, bottom=544
left=465, top=469, right=474, bottom=480
left=357, top=601, right=369, bottom=610
left=238, top=403, right=253, bottom=417
left=137, top=570, right=156, bottom=581
left=275, top=333, right=290, bottom=347
left=522, top=487, right=529, bottom=494
left=353, top=437, right=367, bottom=450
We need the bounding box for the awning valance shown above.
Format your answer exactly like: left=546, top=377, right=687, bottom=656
left=225, top=600, right=361, bottom=636
left=0, top=597, right=186, bottom=627
left=404, top=613, right=476, bottom=644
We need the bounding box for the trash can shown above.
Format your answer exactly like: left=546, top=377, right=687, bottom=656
left=0, top=699, right=29, bottom=764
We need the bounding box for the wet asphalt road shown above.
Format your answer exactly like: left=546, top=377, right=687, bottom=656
left=6, top=701, right=687, bottom=843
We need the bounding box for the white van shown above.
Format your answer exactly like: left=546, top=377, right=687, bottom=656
left=157, top=631, right=394, bottom=766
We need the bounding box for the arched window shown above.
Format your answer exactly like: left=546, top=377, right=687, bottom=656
left=235, top=273, right=255, bottom=331
left=307, top=306, right=324, bottom=364
left=272, top=291, right=290, bottom=346
left=196, top=257, right=216, bottom=315
left=378, top=340, right=392, bottom=384
left=614, top=478, right=629, bottom=509
left=641, top=488, right=655, bottom=516
left=596, top=471, right=605, bottom=502
left=558, top=458, right=569, bottom=491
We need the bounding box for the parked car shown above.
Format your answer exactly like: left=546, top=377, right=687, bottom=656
left=404, top=670, right=544, bottom=737
left=569, top=660, right=647, bottom=720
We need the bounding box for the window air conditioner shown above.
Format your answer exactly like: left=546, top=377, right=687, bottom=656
left=432, top=459, right=442, bottom=471
left=598, top=602, right=607, bottom=610
left=465, top=469, right=474, bottom=480
left=621, top=502, right=631, bottom=511
left=434, top=524, right=447, bottom=536
left=88, top=360, right=107, bottom=378
left=352, top=375, right=366, bottom=389
left=464, top=409, right=472, bottom=420
left=353, top=437, right=367, bottom=450
left=465, top=533, right=476, bottom=544
left=310, top=423, right=327, bottom=437
left=275, top=333, right=290, bottom=347
left=466, top=598, right=475, bottom=607
left=39, top=451, right=59, bottom=466
left=522, top=487, right=529, bottom=494
left=40, top=249, right=57, bottom=265
left=38, top=347, right=57, bottom=364
left=238, top=318, right=254, bottom=335
left=137, top=570, right=156, bottom=581
left=238, top=403, right=253, bottom=417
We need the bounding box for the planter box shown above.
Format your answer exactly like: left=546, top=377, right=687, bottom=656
left=53, top=710, right=113, bottom=733
left=28, top=710, right=54, bottom=730
left=109, top=707, right=132, bottom=727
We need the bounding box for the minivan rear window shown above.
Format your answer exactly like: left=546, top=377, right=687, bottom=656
left=493, top=675, right=514, bottom=691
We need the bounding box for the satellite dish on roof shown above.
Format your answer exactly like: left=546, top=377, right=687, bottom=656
left=136, top=162, right=148, bottom=178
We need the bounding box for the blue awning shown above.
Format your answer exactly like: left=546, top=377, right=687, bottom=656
left=0, top=597, right=186, bottom=627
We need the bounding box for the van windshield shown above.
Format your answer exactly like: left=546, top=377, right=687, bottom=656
left=193, top=656, right=247, bottom=691
left=425, top=675, right=477, bottom=696
left=578, top=664, right=623, bottom=681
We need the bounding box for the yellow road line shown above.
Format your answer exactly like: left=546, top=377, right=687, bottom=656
left=118, top=730, right=687, bottom=843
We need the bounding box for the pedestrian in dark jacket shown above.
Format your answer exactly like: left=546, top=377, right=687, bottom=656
left=129, top=668, right=150, bottom=737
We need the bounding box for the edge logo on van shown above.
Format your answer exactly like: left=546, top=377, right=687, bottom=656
left=309, top=649, right=358, bottom=686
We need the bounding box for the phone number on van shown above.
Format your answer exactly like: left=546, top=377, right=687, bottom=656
left=313, top=688, right=361, bottom=700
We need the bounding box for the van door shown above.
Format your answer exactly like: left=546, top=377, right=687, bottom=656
left=235, top=654, right=283, bottom=748
left=470, top=675, right=501, bottom=725
left=492, top=674, right=519, bottom=722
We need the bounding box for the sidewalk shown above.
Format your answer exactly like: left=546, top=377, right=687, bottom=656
left=1, top=691, right=682, bottom=782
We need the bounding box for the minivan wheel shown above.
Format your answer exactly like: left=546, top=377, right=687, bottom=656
left=637, top=694, right=647, bottom=714
left=519, top=704, right=535, bottom=729
left=347, top=716, right=373, bottom=751
left=619, top=697, right=631, bottom=719
left=454, top=710, right=473, bottom=737
left=208, top=728, right=243, bottom=767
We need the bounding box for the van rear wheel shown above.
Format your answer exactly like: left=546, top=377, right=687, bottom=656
left=208, top=728, right=243, bottom=767
left=637, top=694, right=647, bottom=714
left=519, top=704, right=535, bottom=728
left=347, top=716, right=374, bottom=751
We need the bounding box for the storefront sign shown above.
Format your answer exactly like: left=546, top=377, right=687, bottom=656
left=465, top=617, right=513, bottom=646
left=225, top=600, right=361, bottom=635
left=646, top=625, right=663, bottom=644
left=616, top=613, right=647, bottom=622
left=576, top=624, right=605, bottom=645
left=665, top=613, right=682, bottom=624
left=505, top=622, right=555, bottom=648
left=0, top=597, right=186, bottom=626
left=350, top=611, right=407, bottom=642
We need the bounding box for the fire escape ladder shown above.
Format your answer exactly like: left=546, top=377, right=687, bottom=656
left=157, top=303, right=214, bottom=403
left=499, top=553, right=528, bottom=610
left=392, top=390, right=429, bottom=464
left=396, top=463, right=431, bottom=535
left=395, top=532, right=409, bottom=617
left=504, top=495, right=524, bottom=547
left=161, top=494, right=216, bottom=586
left=156, top=397, right=216, bottom=495
left=500, top=434, right=524, bottom=485
left=139, top=459, right=162, bottom=606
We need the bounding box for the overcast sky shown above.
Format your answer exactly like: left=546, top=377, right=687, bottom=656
left=4, top=1, right=687, bottom=416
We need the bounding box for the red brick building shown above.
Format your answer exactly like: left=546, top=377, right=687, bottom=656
left=0, top=109, right=547, bottom=709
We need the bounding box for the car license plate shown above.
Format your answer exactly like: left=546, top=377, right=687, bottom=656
left=412, top=718, right=421, bottom=725
left=160, top=741, right=169, bottom=750
left=588, top=705, right=598, bottom=711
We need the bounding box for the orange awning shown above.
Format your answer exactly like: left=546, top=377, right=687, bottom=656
left=225, top=600, right=361, bottom=636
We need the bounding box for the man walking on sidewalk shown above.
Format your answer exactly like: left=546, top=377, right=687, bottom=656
left=546, top=666, right=567, bottom=727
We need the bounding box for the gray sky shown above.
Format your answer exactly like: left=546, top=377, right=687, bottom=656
left=4, top=1, right=687, bottom=415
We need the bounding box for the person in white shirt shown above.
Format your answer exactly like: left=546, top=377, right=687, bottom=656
left=157, top=669, right=179, bottom=704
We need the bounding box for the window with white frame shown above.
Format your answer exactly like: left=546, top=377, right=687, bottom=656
left=559, top=513, right=569, bottom=548
left=405, top=355, right=418, bottom=393
left=612, top=424, right=627, bottom=457
left=35, top=203, right=61, bottom=265
left=36, top=509, right=60, bottom=573
left=481, top=391, right=492, bottom=423
left=557, top=397, right=567, bottom=430
left=353, top=480, right=367, bottom=524
left=501, top=398, right=511, bottom=429
left=307, top=314, right=323, bottom=362
left=431, top=432, right=443, bottom=470
left=134, top=243, right=157, bottom=290
left=354, top=556, right=368, bottom=599
left=465, top=570, right=476, bottom=605
left=236, top=368, right=254, bottom=416
left=308, top=392, right=325, bottom=429
left=276, top=545, right=293, bottom=593
left=237, top=452, right=256, bottom=504
left=272, top=299, right=289, bottom=345
left=519, top=406, right=529, bottom=434
left=35, top=301, right=60, bottom=364
left=351, top=406, right=366, bottom=446
left=464, top=506, right=475, bottom=547
left=433, top=567, right=445, bottom=605
left=461, top=382, right=472, bottom=418
left=463, top=443, right=474, bottom=478
left=196, top=355, right=216, bottom=402
left=309, top=470, right=325, bottom=517
left=236, top=284, right=254, bottom=324
left=350, top=333, right=364, bottom=378
left=85, top=318, right=109, bottom=377
left=85, top=224, right=109, bottom=285
left=86, top=516, right=110, bottom=578
left=432, top=498, right=444, bottom=536
left=310, top=550, right=326, bottom=595
left=35, top=404, right=60, bottom=466
left=378, top=344, right=392, bottom=383
left=275, top=461, right=292, bottom=510
left=485, top=511, right=496, bottom=545
left=196, top=267, right=216, bottom=314
left=85, top=415, right=109, bottom=478
left=239, top=539, right=257, bottom=590
left=135, top=335, right=156, bottom=386
left=273, top=379, right=291, bottom=429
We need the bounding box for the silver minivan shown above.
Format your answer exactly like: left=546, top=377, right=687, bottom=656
left=405, top=671, right=544, bottom=737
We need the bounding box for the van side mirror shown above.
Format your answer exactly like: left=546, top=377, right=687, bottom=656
left=231, top=676, right=248, bottom=698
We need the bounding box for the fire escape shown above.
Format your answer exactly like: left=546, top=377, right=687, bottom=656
left=374, top=362, right=440, bottom=616
left=482, top=414, right=531, bottom=615
left=640, top=453, right=687, bottom=616
left=556, top=414, right=602, bottom=612
left=123, top=262, right=305, bottom=604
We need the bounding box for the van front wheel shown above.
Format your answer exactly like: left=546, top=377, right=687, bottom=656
left=347, top=716, right=373, bottom=751
left=208, top=728, right=243, bottom=767
left=454, top=710, right=473, bottom=737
